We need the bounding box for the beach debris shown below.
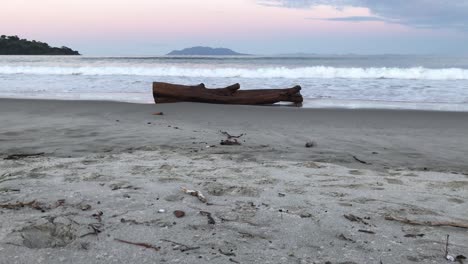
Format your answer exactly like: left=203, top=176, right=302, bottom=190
left=152, top=82, right=303, bottom=105
left=337, top=233, right=355, bottom=242
left=114, top=238, right=160, bottom=251
left=278, top=193, right=286, bottom=197
left=443, top=235, right=465, bottom=263
left=353, top=155, right=371, bottom=165
left=160, top=239, right=200, bottom=252
left=158, top=209, right=166, bottom=213
left=4, top=152, right=45, bottom=160
left=0, top=187, right=20, bottom=193
left=404, top=233, right=425, bottom=238
left=385, top=215, right=468, bottom=229
left=219, top=131, right=245, bottom=145
left=80, top=223, right=102, bottom=238
left=300, top=212, right=313, bottom=218
left=181, top=187, right=207, bottom=203
left=56, top=199, right=66, bottom=207
left=120, top=218, right=172, bottom=227
left=80, top=204, right=92, bottom=211
left=344, top=214, right=370, bottom=225
left=152, top=112, right=164, bottom=116
left=109, top=183, right=140, bottom=191
left=92, top=211, right=104, bottom=222
left=219, top=248, right=236, bottom=256
left=0, top=200, right=47, bottom=211
left=220, top=139, right=242, bottom=145
left=200, top=211, right=216, bottom=225
left=173, top=210, right=185, bottom=218
left=305, top=141, right=316, bottom=148
left=358, top=229, right=375, bottom=234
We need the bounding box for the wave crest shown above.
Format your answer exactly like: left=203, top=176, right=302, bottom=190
left=0, top=66, right=467, bottom=80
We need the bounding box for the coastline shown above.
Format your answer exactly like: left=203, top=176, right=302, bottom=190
left=1, top=98, right=468, bottom=171
left=1, top=98, right=467, bottom=263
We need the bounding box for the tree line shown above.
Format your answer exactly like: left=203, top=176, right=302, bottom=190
left=0, top=35, right=80, bottom=55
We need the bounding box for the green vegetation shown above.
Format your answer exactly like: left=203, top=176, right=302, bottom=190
left=0, top=35, right=80, bottom=55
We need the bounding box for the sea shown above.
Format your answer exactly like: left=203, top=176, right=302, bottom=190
left=1, top=55, right=468, bottom=111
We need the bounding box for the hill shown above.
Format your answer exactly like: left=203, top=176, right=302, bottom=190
left=0, top=35, right=80, bottom=55
left=167, top=46, right=247, bottom=56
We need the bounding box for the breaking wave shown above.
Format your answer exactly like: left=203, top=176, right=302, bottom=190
left=1, top=65, right=468, bottom=80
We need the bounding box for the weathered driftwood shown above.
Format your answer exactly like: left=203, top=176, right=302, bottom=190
left=153, top=82, right=303, bottom=105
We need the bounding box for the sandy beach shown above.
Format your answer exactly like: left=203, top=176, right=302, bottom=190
left=1, top=98, right=467, bottom=264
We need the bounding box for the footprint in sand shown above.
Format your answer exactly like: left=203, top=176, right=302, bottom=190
left=385, top=178, right=404, bottom=185
left=204, top=182, right=261, bottom=197
left=447, top=197, right=464, bottom=204
left=348, top=170, right=364, bottom=175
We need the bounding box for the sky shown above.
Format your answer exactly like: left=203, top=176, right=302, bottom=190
left=1, top=0, right=468, bottom=55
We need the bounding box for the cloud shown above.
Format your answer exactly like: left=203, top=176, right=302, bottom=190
left=311, top=15, right=389, bottom=22
left=257, top=0, right=468, bottom=31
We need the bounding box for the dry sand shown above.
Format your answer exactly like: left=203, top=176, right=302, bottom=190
left=0, top=99, right=467, bottom=263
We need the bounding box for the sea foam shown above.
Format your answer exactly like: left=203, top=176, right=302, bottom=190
left=1, top=66, right=468, bottom=80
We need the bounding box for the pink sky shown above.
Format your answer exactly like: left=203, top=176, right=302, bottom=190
left=1, top=0, right=464, bottom=55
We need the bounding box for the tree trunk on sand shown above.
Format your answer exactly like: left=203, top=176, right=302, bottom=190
left=153, top=82, right=303, bottom=105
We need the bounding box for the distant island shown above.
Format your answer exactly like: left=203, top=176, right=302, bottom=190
left=167, top=46, right=247, bottom=56
left=0, top=35, right=80, bottom=55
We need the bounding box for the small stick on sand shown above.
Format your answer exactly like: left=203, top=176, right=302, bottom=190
left=445, top=235, right=450, bottom=259
left=385, top=215, right=468, bottom=229
left=220, top=131, right=244, bottom=139
left=160, top=239, right=200, bottom=252
left=353, top=155, right=370, bottom=165
left=181, top=187, right=207, bottom=203
left=4, top=152, right=45, bottom=160
left=200, top=211, right=216, bottom=225
left=114, top=238, right=160, bottom=251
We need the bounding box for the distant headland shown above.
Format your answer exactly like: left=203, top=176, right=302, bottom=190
left=167, top=46, right=247, bottom=56
left=0, top=35, right=80, bottom=55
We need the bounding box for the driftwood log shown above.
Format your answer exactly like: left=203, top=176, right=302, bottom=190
left=153, top=82, right=303, bottom=105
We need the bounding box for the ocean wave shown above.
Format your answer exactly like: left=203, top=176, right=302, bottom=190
left=1, top=65, right=468, bottom=80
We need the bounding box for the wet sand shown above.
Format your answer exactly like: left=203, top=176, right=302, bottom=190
left=0, top=99, right=467, bottom=263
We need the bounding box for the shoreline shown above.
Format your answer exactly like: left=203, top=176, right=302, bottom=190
left=2, top=98, right=468, bottom=172
left=2, top=96, right=468, bottom=112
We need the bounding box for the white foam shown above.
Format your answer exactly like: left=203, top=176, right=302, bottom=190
left=1, top=65, right=468, bottom=80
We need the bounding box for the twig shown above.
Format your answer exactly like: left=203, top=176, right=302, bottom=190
left=4, top=152, right=45, bottom=160
left=358, top=229, right=375, bottom=234
left=344, top=214, right=369, bottom=225
left=220, top=131, right=244, bottom=139
left=385, top=215, right=468, bottom=229
left=181, top=187, right=207, bottom=203
left=114, top=238, right=160, bottom=251
left=200, top=211, right=216, bottom=225
left=160, top=239, right=200, bottom=252
left=445, top=235, right=450, bottom=258
left=353, top=155, right=370, bottom=165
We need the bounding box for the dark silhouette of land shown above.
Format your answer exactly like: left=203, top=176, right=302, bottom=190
left=0, top=35, right=80, bottom=55
left=167, top=46, right=247, bottom=56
